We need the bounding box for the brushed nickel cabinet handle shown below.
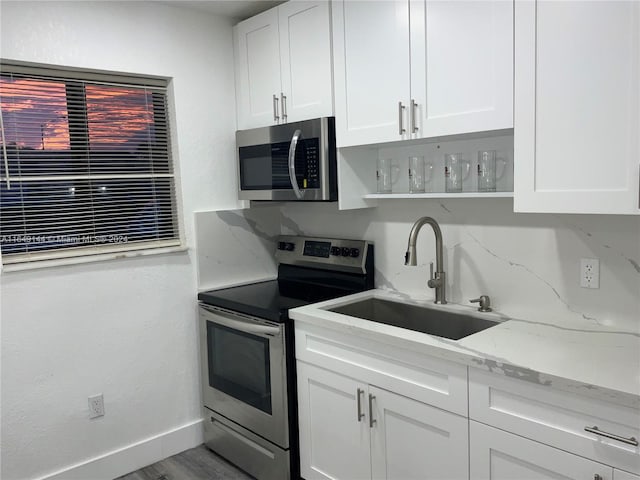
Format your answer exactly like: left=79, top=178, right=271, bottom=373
left=584, top=426, right=638, bottom=446
left=410, top=98, right=418, bottom=133
left=281, top=93, right=287, bottom=122
left=273, top=94, right=280, bottom=122
left=398, top=102, right=406, bottom=135
left=356, top=388, right=364, bottom=422
left=368, top=394, right=376, bottom=428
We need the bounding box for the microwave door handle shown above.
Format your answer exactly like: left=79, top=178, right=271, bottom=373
left=288, top=129, right=304, bottom=200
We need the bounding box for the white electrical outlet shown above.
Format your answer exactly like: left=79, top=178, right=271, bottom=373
left=580, top=258, right=600, bottom=289
left=88, top=394, right=105, bottom=418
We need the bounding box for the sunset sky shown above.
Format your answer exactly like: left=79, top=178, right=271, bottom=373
left=0, top=75, right=156, bottom=151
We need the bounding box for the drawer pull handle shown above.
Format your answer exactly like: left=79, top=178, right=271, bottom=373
left=584, top=426, right=638, bottom=446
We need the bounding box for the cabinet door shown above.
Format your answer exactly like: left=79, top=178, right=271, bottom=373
left=514, top=0, right=640, bottom=214
left=410, top=0, right=513, bottom=138
left=234, top=8, right=282, bottom=129
left=470, top=421, right=612, bottom=480
left=278, top=1, right=333, bottom=123
left=297, top=361, right=371, bottom=480
left=333, top=0, right=411, bottom=147
left=369, top=386, right=469, bottom=480
left=616, top=470, right=640, bottom=480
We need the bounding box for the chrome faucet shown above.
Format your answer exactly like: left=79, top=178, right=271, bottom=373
left=404, top=216, right=447, bottom=304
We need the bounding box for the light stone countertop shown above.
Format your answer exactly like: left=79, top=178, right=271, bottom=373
left=289, top=288, right=640, bottom=409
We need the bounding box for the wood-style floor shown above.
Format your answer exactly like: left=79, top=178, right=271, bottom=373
left=115, top=445, right=255, bottom=480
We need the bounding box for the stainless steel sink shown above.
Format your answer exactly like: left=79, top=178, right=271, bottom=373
left=328, top=297, right=499, bottom=340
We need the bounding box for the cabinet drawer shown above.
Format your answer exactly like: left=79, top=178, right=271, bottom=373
left=616, top=469, right=640, bottom=480
left=470, top=420, right=611, bottom=479
left=469, top=368, right=640, bottom=474
left=295, top=322, right=468, bottom=416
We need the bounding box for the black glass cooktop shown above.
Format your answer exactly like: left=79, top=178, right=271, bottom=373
left=198, top=280, right=310, bottom=323
left=198, top=274, right=362, bottom=323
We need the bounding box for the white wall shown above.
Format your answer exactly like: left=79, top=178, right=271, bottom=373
left=0, top=2, right=239, bottom=479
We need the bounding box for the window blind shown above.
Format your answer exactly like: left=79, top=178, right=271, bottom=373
left=0, top=64, right=181, bottom=265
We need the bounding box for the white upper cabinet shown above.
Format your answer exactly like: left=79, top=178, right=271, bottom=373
left=410, top=0, right=513, bottom=138
left=235, top=1, right=334, bottom=130
left=514, top=0, right=640, bottom=214
left=332, top=0, right=412, bottom=146
left=332, top=0, right=514, bottom=147
left=279, top=1, right=333, bottom=124
left=235, top=9, right=282, bottom=129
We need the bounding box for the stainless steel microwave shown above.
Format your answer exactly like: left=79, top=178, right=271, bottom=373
left=236, top=117, right=337, bottom=201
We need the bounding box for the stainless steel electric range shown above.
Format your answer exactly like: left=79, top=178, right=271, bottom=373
left=197, top=235, right=374, bottom=480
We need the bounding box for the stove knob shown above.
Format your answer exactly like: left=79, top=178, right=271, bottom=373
left=350, top=248, right=360, bottom=258
left=330, top=246, right=341, bottom=256
left=341, top=247, right=350, bottom=257
left=285, top=242, right=295, bottom=251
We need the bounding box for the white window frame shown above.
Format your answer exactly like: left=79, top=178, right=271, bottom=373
left=0, top=61, right=186, bottom=272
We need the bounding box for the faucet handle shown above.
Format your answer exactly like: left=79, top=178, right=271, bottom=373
left=470, top=295, right=492, bottom=312
left=427, top=262, right=439, bottom=289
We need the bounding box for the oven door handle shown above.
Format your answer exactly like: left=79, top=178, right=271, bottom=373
left=200, top=305, right=282, bottom=337
left=288, top=129, right=304, bottom=200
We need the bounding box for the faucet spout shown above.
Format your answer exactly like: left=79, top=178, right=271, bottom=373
left=404, top=216, right=447, bottom=304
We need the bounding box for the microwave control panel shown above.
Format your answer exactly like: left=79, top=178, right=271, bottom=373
left=292, top=138, right=319, bottom=189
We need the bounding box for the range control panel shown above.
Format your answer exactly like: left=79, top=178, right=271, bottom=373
left=275, top=235, right=373, bottom=274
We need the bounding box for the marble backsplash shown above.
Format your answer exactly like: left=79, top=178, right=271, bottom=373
left=194, top=199, right=640, bottom=333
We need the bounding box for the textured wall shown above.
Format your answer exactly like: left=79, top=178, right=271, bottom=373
left=0, top=2, right=239, bottom=479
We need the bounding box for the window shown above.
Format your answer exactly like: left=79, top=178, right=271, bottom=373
left=0, top=64, right=181, bottom=266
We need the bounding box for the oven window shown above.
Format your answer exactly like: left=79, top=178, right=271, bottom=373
left=206, top=321, right=272, bottom=414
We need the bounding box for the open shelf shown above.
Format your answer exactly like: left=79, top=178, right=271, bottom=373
left=363, top=192, right=514, bottom=199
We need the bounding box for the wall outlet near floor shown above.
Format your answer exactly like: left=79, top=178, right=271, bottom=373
left=88, top=394, right=105, bottom=418
left=580, top=258, right=600, bottom=289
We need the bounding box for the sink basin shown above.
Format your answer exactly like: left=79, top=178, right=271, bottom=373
left=328, top=297, right=499, bottom=340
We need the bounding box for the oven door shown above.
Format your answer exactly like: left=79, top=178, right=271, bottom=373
left=199, top=304, right=289, bottom=448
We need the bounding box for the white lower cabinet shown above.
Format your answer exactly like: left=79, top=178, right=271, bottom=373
left=616, top=470, right=640, bottom=480
left=470, top=421, right=611, bottom=479
left=468, top=368, right=640, bottom=475
left=297, top=361, right=371, bottom=480
left=294, top=321, right=638, bottom=480
left=297, top=361, right=469, bottom=480
left=369, top=385, right=468, bottom=480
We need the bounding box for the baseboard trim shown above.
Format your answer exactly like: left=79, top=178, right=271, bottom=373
left=38, top=419, right=203, bottom=480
